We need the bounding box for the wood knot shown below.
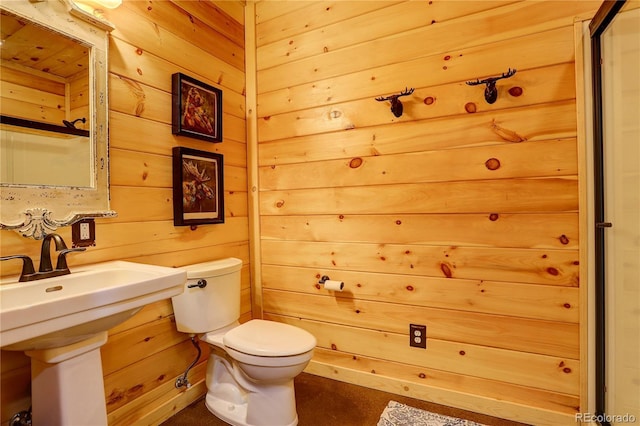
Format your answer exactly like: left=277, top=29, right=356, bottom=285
left=464, top=102, right=477, bottom=113
left=406, top=285, right=414, bottom=291
left=440, top=263, right=452, bottom=278
left=485, top=158, right=501, bottom=170
left=349, top=157, right=363, bottom=168
left=424, top=96, right=435, bottom=105
left=489, top=213, right=499, bottom=221
left=508, top=86, right=523, bottom=97
left=331, top=344, right=337, bottom=350
left=559, top=234, right=569, bottom=245
left=418, top=373, right=426, bottom=379
left=459, top=350, right=466, bottom=356
left=136, top=48, right=143, bottom=55
left=547, top=267, right=559, bottom=276
left=276, top=200, right=285, bottom=208
left=396, top=220, right=402, bottom=225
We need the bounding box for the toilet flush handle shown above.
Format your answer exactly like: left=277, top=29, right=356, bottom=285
left=188, top=279, right=207, bottom=289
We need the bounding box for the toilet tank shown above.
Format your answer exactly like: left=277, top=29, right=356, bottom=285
left=171, top=258, right=243, bottom=334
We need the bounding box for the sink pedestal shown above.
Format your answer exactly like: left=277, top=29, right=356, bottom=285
left=26, top=331, right=109, bottom=426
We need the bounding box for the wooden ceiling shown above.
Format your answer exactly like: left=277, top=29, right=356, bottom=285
left=1, top=9, right=89, bottom=80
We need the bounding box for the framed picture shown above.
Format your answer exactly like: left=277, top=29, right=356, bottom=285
left=172, top=72, right=222, bottom=142
left=172, top=146, right=224, bottom=226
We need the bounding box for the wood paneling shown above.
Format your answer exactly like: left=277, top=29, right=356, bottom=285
left=258, top=101, right=578, bottom=165
left=0, top=1, right=248, bottom=425
left=260, top=212, right=578, bottom=249
left=261, top=265, right=579, bottom=323
left=254, top=1, right=598, bottom=424
left=306, top=347, right=579, bottom=425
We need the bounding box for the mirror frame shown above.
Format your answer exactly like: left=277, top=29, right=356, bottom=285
left=0, top=0, right=116, bottom=240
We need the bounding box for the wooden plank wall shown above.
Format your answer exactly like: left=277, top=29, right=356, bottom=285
left=0, top=1, right=248, bottom=425
left=0, top=65, right=67, bottom=125
left=253, top=1, right=598, bottom=425
left=0, top=66, right=88, bottom=129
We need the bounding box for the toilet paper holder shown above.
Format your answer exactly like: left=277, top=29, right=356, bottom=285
left=318, top=275, right=344, bottom=291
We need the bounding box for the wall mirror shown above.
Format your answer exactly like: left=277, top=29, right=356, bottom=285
left=0, top=0, right=116, bottom=239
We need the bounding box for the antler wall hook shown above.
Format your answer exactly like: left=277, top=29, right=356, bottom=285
left=466, top=68, right=516, bottom=104
left=375, top=87, right=414, bottom=117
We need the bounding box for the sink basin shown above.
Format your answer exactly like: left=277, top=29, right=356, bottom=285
left=0, top=260, right=187, bottom=351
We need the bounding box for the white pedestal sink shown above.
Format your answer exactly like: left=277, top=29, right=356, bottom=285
left=0, top=261, right=187, bottom=426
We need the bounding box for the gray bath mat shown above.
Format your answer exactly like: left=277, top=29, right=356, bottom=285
left=378, top=400, right=486, bottom=426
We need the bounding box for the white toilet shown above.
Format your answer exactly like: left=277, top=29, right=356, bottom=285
left=171, top=258, right=316, bottom=426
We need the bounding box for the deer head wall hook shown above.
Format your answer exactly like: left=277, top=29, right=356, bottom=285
left=375, top=87, right=414, bottom=117
left=466, top=68, right=516, bottom=104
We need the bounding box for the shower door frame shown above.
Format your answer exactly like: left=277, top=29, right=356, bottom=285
left=589, top=1, right=630, bottom=424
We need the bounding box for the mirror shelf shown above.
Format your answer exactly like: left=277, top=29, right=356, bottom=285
left=0, top=0, right=117, bottom=240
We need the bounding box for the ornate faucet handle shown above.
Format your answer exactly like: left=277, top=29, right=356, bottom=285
left=56, top=248, right=86, bottom=271
left=0, top=255, right=36, bottom=282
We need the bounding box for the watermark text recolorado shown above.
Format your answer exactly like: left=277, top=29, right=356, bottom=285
left=575, top=413, right=637, bottom=423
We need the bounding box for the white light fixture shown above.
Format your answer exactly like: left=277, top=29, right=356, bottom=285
left=90, top=0, right=122, bottom=9
left=74, top=0, right=122, bottom=10
left=63, top=0, right=120, bottom=31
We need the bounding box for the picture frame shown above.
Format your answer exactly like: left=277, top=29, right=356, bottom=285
left=172, top=146, right=224, bottom=226
left=172, top=72, right=223, bottom=143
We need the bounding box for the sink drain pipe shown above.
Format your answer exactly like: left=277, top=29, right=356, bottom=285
left=10, top=407, right=31, bottom=426
left=175, top=335, right=201, bottom=389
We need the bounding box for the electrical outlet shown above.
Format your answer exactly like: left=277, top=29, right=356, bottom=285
left=409, top=324, right=427, bottom=349
left=80, top=222, right=91, bottom=240
left=72, top=219, right=96, bottom=247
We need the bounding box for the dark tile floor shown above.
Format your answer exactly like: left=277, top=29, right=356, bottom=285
left=161, top=373, right=529, bottom=426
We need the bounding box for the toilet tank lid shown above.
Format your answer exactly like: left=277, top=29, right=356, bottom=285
left=224, top=319, right=317, bottom=357
left=180, top=258, right=242, bottom=279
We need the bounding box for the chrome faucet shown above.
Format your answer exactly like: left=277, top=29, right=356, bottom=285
left=0, top=233, right=85, bottom=282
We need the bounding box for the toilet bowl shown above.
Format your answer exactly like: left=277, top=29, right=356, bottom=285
left=171, top=258, right=316, bottom=426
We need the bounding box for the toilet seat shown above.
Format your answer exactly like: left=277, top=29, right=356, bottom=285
left=224, top=320, right=316, bottom=357
left=201, top=320, right=316, bottom=367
